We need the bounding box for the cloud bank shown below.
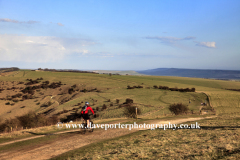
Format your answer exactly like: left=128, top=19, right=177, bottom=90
left=145, top=36, right=196, bottom=43
left=0, top=18, right=39, bottom=24
left=195, top=41, right=216, bottom=48
left=0, top=34, right=96, bottom=62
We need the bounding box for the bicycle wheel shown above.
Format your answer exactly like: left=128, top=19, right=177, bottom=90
left=89, top=121, right=94, bottom=132
left=81, top=122, right=86, bottom=134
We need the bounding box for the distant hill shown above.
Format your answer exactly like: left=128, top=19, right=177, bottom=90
left=88, top=70, right=143, bottom=75
left=0, top=67, right=19, bottom=73
left=137, top=68, right=240, bottom=80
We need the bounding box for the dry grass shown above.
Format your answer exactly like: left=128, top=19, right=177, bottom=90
left=53, top=117, right=240, bottom=160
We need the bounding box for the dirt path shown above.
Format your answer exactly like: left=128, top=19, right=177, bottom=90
left=0, top=116, right=216, bottom=160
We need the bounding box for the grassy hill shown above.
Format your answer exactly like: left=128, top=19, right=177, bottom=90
left=88, top=70, right=144, bottom=75
left=1, top=69, right=240, bottom=159
left=0, top=69, right=240, bottom=122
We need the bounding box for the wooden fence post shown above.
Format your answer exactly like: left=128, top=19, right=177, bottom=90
left=136, top=107, right=137, bottom=121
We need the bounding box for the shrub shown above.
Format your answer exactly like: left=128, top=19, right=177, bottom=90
left=110, top=102, right=113, bottom=106
left=107, top=99, right=111, bottom=102
left=5, top=102, right=10, bottom=105
left=116, top=99, right=119, bottom=104
left=49, top=115, right=59, bottom=125
left=68, top=88, right=74, bottom=94
left=47, top=101, right=52, bottom=106
left=3, top=118, right=21, bottom=132
left=82, top=89, right=87, bottom=93
left=153, top=85, right=158, bottom=89
left=96, top=107, right=99, bottom=111
left=28, top=90, right=35, bottom=95
left=102, top=104, right=107, bottom=110
left=162, top=86, right=169, bottom=90
left=94, top=114, right=99, bottom=118
left=124, top=98, right=133, bottom=104
left=123, top=105, right=141, bottom=118
left=169, top=103, right=189, bottom=115
left=16, top=111, right=37, bottom=128
left=12, top=99, right=19, bottom=103
left=71, top=84, right=77, bottom=88
left=127, top=85, right=134, bottom=89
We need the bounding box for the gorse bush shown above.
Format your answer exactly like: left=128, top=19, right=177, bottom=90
left=123, top=105, right=141, bottom=118
left=169, top=103, right=189, bottom=115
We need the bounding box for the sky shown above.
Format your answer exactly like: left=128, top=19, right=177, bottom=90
left=0, top=0, right=240, bottom=70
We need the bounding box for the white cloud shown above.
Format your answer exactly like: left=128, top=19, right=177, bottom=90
left=0, top=34, right=96, bottom=62
left=0, top=18, right=39, bottom=24
left=195, top=41, right=216, bottom=48
left=145, top=36, right=196, bottom=43
left=57, top=23, right=64, bottom=26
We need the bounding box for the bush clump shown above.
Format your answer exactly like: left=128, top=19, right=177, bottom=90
left=94, top=114, right=100, bottom=118
left=123, top=105, right=141, bottom=118
left=123, top=98, right=133, bottom=104
left=102, top=104, right=107, bottom=110
left=0, top=111, right=60, bottom=132
left=169, top=103, right=189, bottom=115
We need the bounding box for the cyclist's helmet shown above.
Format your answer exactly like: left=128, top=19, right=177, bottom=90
left=85, top=102, right=89, bottom=106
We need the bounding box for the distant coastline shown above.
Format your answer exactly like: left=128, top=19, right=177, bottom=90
left=136, top=68, right=240, bottom=80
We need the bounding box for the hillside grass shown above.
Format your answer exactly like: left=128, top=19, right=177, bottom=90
left=51, top=116, right=240, bottom=160
left=1, top=71, right=240, bottom=159
left=1, top=70, right=240, bottom=120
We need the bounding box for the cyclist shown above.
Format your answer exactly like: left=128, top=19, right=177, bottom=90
left=81, top=102, right=95, bottom=129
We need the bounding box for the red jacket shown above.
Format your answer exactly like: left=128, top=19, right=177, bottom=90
left=81, top=106, right=95, bottom=115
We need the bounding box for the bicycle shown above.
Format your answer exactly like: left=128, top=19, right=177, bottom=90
left=81, top=118, right=94, bottom=134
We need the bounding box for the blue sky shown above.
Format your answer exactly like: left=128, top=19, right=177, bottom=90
left=0, top=0, right=239, bottom=70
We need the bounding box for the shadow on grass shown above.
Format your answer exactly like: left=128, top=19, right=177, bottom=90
left=214, top=147, right=240, bottom=159
left=25, top=130, right=83, bottom=136
left=200, top=126, right=240, bottom=130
